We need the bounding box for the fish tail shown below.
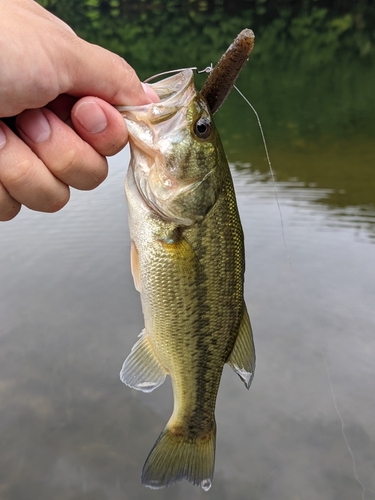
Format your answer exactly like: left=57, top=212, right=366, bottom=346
left=142, top=421, right=216, bottom=491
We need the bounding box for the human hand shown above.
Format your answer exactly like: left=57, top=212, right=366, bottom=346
left=0, top=0, right=158, bottom=221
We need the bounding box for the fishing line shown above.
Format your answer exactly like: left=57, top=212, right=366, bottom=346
left=234, top=83, right=373, bottom=498
left=320, top=348, right=371, bottom=500
left=141, top=67, right=371, bottom=494
left=143, top=65, right=213, bottom=83
left=144, top=66, right=290, bottom=257
left=229, top=77, right=370, bottom=497
left=233, top=85, right=292, bottom=274
left=193, top=63, right=290, bottom=256
left=144, top=67, right=199, bottom=83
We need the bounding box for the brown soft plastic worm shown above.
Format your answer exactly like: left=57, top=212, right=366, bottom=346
left=200, top=29, right=255, bottom=114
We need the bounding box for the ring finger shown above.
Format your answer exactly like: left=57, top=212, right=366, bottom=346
left=0, top=121, right=70, bottom=215
left=16, top=108, right=109, bottom=190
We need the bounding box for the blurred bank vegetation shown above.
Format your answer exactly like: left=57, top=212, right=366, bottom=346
left=38, top=0, right=374, bottom=74
left=37, top=0, right=375, bottom=212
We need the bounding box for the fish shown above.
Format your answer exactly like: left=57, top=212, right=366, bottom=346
left=117, top=30, right=255, bottom=491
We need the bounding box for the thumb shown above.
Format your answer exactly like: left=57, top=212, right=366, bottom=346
left=61, top=38, right=153, bottom=107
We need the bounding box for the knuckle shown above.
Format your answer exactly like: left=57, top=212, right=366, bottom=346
left=52, top=144, right=108, bottom=190
left=3, top=158, right=34, bottom=189
left=0, top=150, right=70, bottom=214
left=55, top=146, right=80, bottom=177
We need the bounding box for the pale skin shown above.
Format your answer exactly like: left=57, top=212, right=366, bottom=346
left=0, top=0, right=159, bottom=221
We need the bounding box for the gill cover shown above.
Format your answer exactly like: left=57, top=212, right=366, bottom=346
left=118, top=70, right=223, bottom=226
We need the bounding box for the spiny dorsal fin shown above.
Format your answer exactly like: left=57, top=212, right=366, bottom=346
left=120, top=330, right=167, bottom=392
left=227, top=304, right=256, bottom=389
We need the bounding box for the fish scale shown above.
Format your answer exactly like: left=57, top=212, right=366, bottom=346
left=118, top=68, right=255, bottom=490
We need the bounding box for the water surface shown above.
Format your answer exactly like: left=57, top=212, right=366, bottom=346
left=1, top=63, right=375, bottom=499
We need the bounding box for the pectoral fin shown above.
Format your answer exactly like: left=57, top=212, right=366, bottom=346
left=120, top=330, right=167, bottom=392
left=227, top=304, right=256, bottom=389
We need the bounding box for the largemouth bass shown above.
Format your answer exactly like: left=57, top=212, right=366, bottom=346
left=118, top=36, right=255, bottom=491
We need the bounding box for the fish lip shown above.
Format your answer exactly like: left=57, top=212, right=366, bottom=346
left=116, top=69, right=194, bottom=115
left=119, top=69, right=218, bottom=226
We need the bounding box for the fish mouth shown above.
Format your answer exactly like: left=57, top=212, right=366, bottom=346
left=116, top=69, right=195, bottom=122
left=145, top=69, right=193, bottom=102
left=118, top=69, right=219, bottom=226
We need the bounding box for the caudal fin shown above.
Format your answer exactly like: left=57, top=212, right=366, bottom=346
left=142, top=422, right=216, bottom=491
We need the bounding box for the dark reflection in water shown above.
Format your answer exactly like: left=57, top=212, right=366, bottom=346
left=231, top=165, right=375, bottom=244
left=1, top=60, right=375, bottom=499
left=215, top=60, right=375, bottom=221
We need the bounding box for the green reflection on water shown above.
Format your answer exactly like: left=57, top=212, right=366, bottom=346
left=212, top=61, right=375, bottom=213
left=38, top=0, right=375, bottom=216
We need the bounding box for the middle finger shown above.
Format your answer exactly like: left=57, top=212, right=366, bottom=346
left=16, top=108, right=108, bottom=190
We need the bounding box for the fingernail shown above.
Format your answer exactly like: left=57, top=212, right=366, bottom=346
left=75, top=101, right=108, bottom=134
left=141, top=83, right=160, bottom=103
left=18, top=109, right=51, bottom=143
left=0, top=126, right=6, bottom=149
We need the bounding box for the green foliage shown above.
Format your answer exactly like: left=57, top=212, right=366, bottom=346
left=37, top=0, right=374, bottom=75
left=36, top=0, right=375, bottom=215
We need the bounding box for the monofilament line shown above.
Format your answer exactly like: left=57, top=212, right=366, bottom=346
left=233, top=85, right=289, bottom=254
left=144, top=67, right=199, bottom=83
left=233, top=79, right=374, bottom=499
left=320, top=348, right=371, bottom=500
left=235, top=85, right=373, bottom=498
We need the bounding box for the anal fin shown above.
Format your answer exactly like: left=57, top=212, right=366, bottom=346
left=130, top=240, right=141, bottom=292
left=227, top=304, right=256, bottom=389
left=120, top=329, right=167, bottom=393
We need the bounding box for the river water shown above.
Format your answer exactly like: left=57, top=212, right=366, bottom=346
left=1, top=64, right=375, bottom=499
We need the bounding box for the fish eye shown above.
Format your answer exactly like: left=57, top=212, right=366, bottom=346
left=194, top=117, right=211, bottom=139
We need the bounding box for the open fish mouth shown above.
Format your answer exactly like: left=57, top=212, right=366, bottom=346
left=116, top=69, right=195, bottom=123
left=117, top=69, right=220, bottom=226
left=116, top=29, right=255, bottom=228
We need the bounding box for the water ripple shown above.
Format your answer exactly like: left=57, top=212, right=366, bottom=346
left=230, top=164, right=375, bottom=244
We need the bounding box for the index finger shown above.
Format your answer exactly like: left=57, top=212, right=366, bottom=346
left=59, top=39, right=153, bottom=107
